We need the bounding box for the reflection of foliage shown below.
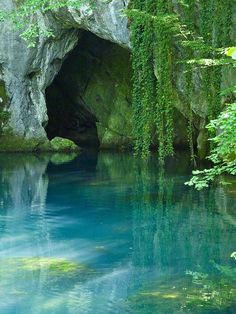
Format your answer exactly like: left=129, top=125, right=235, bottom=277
left=128, top=1, right=233, bottom=161
left=128, top=262, right=236, bottom=314
left=185, top=261, right=236, bottom=310
left=130, top=154, right=234, bottom=271
left=132, top=158, right=158, bottom=267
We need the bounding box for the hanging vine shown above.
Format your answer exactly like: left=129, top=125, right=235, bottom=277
left=128, top=0, right=233, bottom=161
left=182, top=0, right=195, bottom=162
left=154, top=1, right=175, bottom=161
left=128, top=0, right=178, bottom=162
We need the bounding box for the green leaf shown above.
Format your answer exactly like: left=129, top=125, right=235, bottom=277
left=226, top=47, right=236, bottom=58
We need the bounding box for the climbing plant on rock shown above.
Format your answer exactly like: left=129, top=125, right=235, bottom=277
left=128, top=0, right=233, bottom=161
left=128, top=0, right=179, bottom=161
left=199, top=0, right=232, bottom=122
left=181, top=0, right=195, bottom=161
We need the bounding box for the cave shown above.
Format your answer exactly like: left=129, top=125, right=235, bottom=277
left=45, top=29, right=132, bottom=150
left=45, top=31, right=103, bottom=149
left=45, top=30, right=190, bottom=151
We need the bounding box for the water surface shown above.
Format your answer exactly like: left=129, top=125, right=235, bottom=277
left=0, top=152, right=235, bottom=314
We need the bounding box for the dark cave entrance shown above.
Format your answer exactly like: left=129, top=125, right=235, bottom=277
left=45, top=31, right=112, bottom=149
left=45, top=30, right=192, bottom=151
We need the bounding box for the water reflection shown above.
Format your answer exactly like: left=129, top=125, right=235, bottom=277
left=0, top=152, right=235, bottom=313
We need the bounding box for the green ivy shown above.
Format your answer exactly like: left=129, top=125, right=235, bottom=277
left=185, top=102, right=236, bottom=190
left=128, top=0, right=179, bottom=161
left=199, top=1, right=230, bottom=123
left=181, top=0, right=195, bottom=161
left=128, top=0, right=233, bottom=162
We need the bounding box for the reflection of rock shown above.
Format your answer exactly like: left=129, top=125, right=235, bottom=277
left=215, top=187, right=236, bottom=228
left=0, top=154, right=50, bottom=213
left=0, top=152, right=234, bottom=313
left=0, top=257, right=97, bottom=312
left=50, top=152, right=79, bottom=165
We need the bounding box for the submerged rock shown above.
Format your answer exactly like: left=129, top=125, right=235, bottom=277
left=127, top=271, right=236, bottom=314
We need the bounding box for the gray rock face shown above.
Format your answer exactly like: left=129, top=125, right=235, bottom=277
left=0, top=0, right=129, bottom=142
left=55, top=0, right=130, bottom=47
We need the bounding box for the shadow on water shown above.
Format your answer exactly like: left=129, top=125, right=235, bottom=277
left=0, top=152, right=235, bottom=313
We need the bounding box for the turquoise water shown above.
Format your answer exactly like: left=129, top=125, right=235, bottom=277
left=0, top=152, right=235, bottom=314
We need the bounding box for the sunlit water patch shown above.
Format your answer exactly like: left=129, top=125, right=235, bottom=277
left=0, top=152, right=235, bottom=314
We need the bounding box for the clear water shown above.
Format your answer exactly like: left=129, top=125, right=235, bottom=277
left=0, top=152, right=235, bottom=314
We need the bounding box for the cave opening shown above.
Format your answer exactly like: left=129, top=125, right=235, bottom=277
left=45, top=30, right=193, bottom=152
left=45, top=31, right=118, bottom=149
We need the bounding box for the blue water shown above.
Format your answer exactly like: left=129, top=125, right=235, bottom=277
left=0, top=152, right=235, bottom=314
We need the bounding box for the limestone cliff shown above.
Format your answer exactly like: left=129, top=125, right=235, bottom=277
left=0, top=0, right=235, bottom=152
left=0, top=0, right=129, bottom=146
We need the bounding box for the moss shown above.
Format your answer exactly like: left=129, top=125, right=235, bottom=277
left=0, top=133, right=51, bottom=152
left=0, top=257, right=95, bottom=279
left=0, top=134, right=80, bottom=153
left=127, top=273, right=236, bottom=313
left=50, top=137, right=80, bottom=152
left=0, top=80, right=8, bottom=106
left=0, top=80, right=10, bottom=134
left=79, top=37, right=133, bottom=149
left=19, top=257, right=81, bottom=274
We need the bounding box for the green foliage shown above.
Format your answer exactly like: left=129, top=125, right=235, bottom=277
left=200, top=0, right=232, bottom=124
left=186, top=102, right=236, bottom=190
left=186, top=48, right=236, bottom=190
left=128, top=0, right=233, bottom=161
left=0, top=0, right=87, bottom=47
left=0, top=111, right=10, bottom=134
left=128, top=0, right=179, bottom=161
left=0, top=82, right=10, bottom=134
left=182, top=0, right=195, bottom=161
left=226, top=47, right=236, bottom=59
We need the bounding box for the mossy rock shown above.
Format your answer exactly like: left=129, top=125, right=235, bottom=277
left=0, top=134, right=50, bottom=152
left=50, top=137, right=80, bottom=152
left=0, top=134, right=80, bottom=153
